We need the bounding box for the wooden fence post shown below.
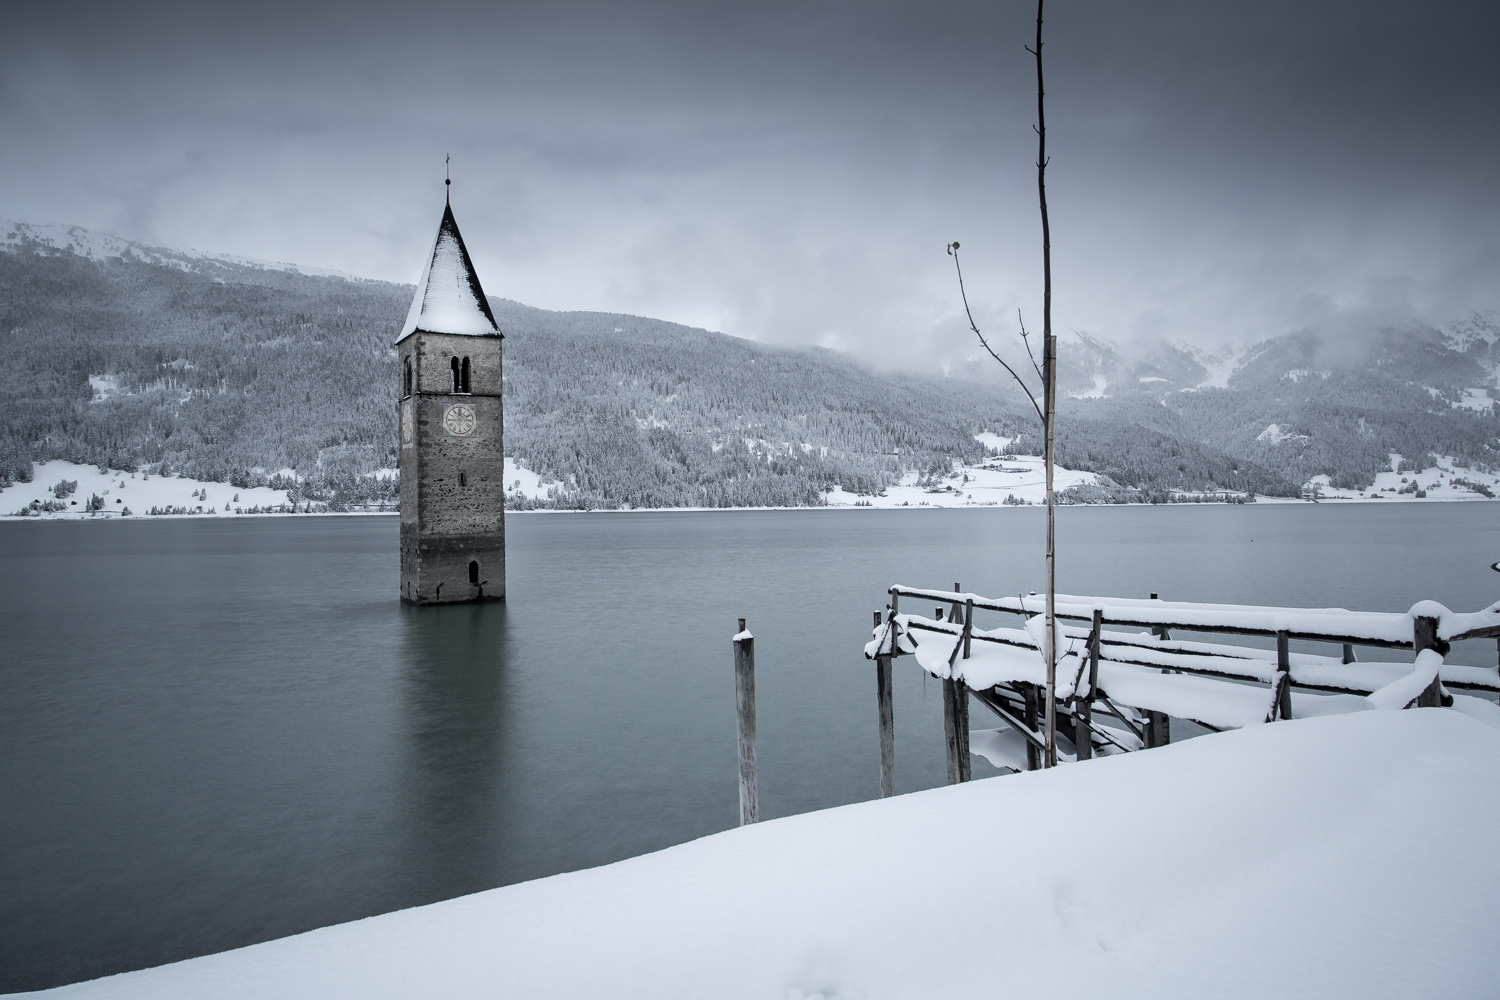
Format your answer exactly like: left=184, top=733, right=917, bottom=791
left=1076, top=608, right=1101, bottom=760
left=1413, top=615, right=1450, bottom=708
left=1150, top=593, right=1170, bottom=640
left=1024, top=684, right=1041, bottom=770
left=1144, top=710, right=1170, bottom=748
left=875, top=610, right=895, bottom=798
left=1145, top=599, right=1171, bottom=748
left=1276, top=630, right=1293, bottom=720
left=733, top=618, right=758, bottom=825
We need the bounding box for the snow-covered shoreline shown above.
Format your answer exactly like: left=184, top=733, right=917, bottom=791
left=25, top=710, right=1500, bottom=999
left=5, top=458, right=1496, bottom=523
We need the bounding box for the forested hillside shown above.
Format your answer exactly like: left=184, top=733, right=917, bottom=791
left=2, top=223, right=1496, bottom=507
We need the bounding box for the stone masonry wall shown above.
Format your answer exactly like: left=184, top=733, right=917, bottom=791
left=399, top=331, right=506, bottom=604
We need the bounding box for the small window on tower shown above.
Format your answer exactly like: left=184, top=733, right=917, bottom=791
left=468, top=561, right=479, bottom=585
left=403, top=357, right=413, bottom=396
left=461, top=356, right=471, bottom=393
left=450, top=357, right=461, bottom=393
left=459, top=471, right=467, bottom=487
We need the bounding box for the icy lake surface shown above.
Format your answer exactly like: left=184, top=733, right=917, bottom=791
left=2, top=504, right=1497, bottom=992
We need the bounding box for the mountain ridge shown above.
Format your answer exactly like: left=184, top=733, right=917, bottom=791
left=2, top=220, right=1495, bottom=507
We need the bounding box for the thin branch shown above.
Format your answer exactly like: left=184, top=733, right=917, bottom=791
left=947, top=243, right=1044, bottom=425
left=1017, top=310, right=1043, bottom=382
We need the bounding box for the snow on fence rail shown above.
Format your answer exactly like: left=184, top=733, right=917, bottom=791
left=862, top=584, right=1500, bottom=783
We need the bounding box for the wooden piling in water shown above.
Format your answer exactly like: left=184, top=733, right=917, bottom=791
left=733, top=618, right=758, bottom=825
left=875, top=610, right=895, bottom=798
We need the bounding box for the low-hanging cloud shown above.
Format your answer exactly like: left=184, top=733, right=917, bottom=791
left=1, top=0, right=1495, bottom=372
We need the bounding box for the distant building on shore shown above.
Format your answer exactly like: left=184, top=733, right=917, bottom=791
left=395, top=192, right=505, bottom=604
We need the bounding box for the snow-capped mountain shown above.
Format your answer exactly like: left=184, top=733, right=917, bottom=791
left=3, top=219, right=1496, bottom=505
left=1, top=219, right=366, bottom=283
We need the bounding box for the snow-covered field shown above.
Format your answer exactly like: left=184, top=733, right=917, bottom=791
left=29, top=709, right=1499, bottom=999
left=823, top=432, right=1102, bottom=508
left=2, top=459, right=560, bottom=519
left=824, top=452, right=1100, bottom=508
left=6, top=449, right=1497, bottom=520
left=1, top=461, right=296, bottom=519
left=1298, top=453, right=1500, bottom=502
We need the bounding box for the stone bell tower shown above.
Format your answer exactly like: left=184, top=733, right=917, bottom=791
left=396, top=191, right=505, bottom=604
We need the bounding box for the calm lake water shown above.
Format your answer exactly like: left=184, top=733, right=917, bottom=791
left=2, top=504, right=1498, bottom=991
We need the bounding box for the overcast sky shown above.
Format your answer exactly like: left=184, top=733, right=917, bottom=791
left=3, top=0, right=1496, bottom=367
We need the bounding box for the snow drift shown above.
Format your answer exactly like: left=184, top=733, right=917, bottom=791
left=29, top=709, right=1500, bottom=1000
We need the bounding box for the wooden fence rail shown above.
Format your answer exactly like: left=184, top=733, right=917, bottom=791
left=867, top=584, right=1500, bottom=788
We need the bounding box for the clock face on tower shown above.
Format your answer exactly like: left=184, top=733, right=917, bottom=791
left=443, top=403, right=477, bottom=437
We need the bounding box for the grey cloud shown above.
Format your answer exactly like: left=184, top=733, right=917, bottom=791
left=1, top=0, right=1495, bottom=371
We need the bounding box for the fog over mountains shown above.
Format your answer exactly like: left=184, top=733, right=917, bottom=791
left=2, top=220, right=1496, bottom=508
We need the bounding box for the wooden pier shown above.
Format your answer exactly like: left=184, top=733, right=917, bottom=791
left=866, top=585, right=1500, bottom=788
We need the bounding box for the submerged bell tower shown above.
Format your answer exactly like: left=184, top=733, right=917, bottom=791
left=396, top=185, right=505, bottom=604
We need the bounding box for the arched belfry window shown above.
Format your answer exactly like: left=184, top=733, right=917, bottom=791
left=461, top=357, right=471, bottom=393
left=468, top=560, right=480, bottom=585
left=450, top=356, right=461, bottom=393
left=403, top=357, right=413, bottom=397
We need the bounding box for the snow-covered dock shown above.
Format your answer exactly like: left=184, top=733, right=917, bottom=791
left=866, top=586, right=1500, bottom=777
left=24, top=710, right=1500, bottom=998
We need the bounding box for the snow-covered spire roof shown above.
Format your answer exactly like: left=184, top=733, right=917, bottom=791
left=396, top=202, right=500, bottom=344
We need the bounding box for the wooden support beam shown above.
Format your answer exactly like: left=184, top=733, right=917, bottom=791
left=874, top=611, right=894, bottom=798
left=942, top=675, right=971, bottom=784
left=1342, top=643, right=1356, bottom=664
left=733, top=618, right=758, bottom=825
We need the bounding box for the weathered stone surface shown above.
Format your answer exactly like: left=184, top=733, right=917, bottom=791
left=399, top=330, right=505, bottom=604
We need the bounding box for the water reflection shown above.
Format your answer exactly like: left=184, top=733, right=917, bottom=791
left=395, top=601, right=512, bottom=904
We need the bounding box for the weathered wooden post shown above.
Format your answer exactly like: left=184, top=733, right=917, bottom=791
left=1145, top=597, right=1171, bottom=748
left=942, top=674, right=970, bottom=784
left=941, top=592, right=972, bottom=784
left=1076, top=608, right=1101, bottom=761
left=1144, top=710, right=1169, bottom=748
left=1413, top=615, right=1450, bottom=708
left=1023, top=684, right=1041, bottom=770
left=733, top=618, right=758, bottom=825
left=1149, top=592, right=1170, bottom=640
left=875, top=610, right=895, bottom=798
left=1275, top=630, right=1293, bottom=721
left=1342, top=643, right=1356, bottom=664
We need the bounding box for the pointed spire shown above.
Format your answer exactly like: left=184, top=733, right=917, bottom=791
left=396, top=195, right=500, bottom=344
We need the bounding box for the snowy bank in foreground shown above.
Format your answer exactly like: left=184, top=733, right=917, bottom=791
left=31, top=711, right=1499, bottom=1000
